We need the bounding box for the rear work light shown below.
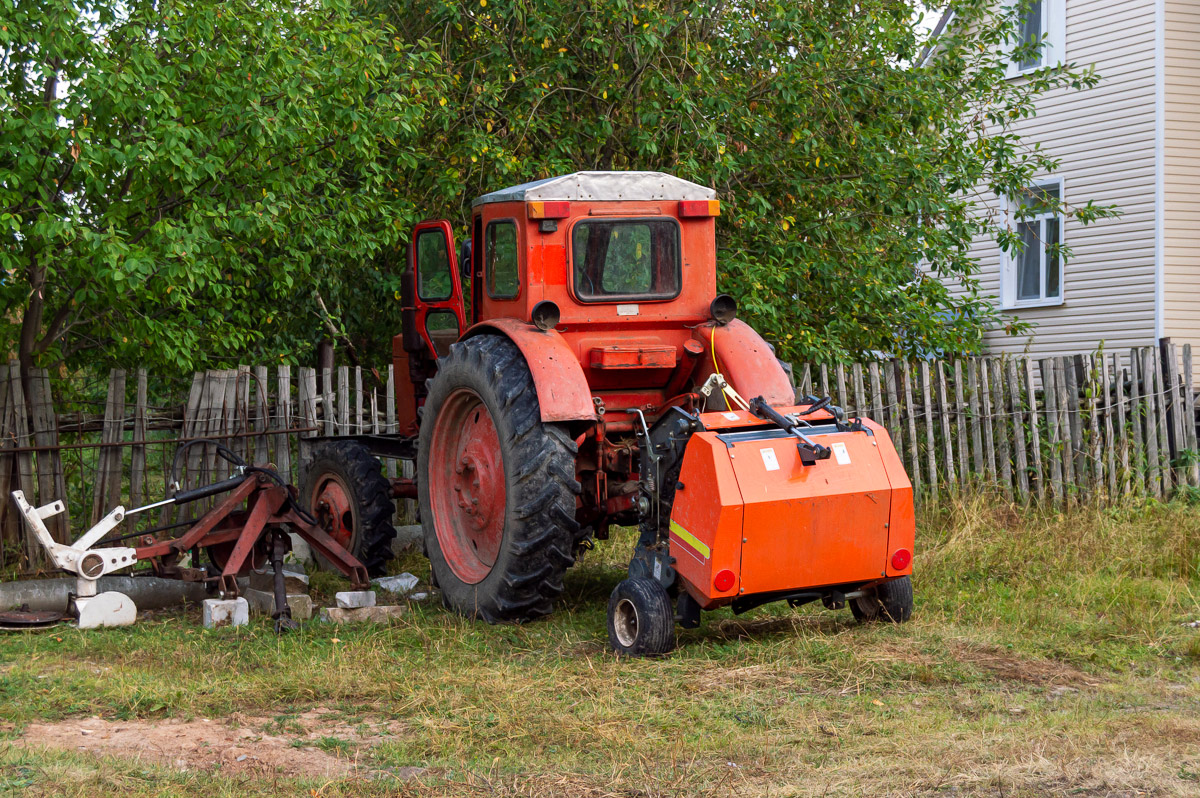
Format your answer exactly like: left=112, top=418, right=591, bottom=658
left=891, top=548, right=912, bottom=571
left=528, top=201, right=570, bottom=219
left=679, top=199, right=720, bottom=217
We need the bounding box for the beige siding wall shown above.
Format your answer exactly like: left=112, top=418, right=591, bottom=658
left=946, top=0, right=1159, bottom=357
left=1164, top=0, right=1200, bottom=353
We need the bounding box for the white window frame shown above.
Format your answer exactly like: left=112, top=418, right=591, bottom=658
left=1006, top=0, right=1066, bottom=78
left=1001, top=178, right=1065, bottom=310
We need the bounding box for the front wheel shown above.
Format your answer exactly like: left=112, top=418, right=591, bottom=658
left=607, top=578, right=675, bottom=657
left=851, top=576, right=913, bottom=623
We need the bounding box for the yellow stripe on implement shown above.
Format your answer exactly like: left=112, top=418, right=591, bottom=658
left=669, top=519, right=711, bottom=559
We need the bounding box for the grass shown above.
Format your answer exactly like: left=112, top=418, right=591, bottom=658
left=0, top=496, right=1197, bottom=796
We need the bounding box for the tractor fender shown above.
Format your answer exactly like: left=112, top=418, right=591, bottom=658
left=463, top=318, right=596, bottom=423
left=693, top=320, right=794, bottom=407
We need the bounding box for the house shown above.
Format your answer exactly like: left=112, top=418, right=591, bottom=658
left=932, top=0, right=1200, bottom=365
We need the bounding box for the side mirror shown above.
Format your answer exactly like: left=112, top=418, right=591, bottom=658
left=459, top=239, right=473, bottom=282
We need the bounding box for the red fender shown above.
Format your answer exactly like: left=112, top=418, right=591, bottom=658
left=693, top=319, right=794, bottom=407
left=464, top=318, right=596, bottom=423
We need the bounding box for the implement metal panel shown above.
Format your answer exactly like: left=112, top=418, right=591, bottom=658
left=472, top=171, right=716, bottom=207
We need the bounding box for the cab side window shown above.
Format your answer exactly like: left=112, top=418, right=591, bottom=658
left=486, top=220, right=519, bottom=299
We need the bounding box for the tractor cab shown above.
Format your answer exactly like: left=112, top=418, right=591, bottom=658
left=393, top=171, right=792, bottom=436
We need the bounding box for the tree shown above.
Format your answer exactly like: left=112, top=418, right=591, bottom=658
left=377, top=0, right=1112, bottom=362
left=1, top=0, right=443, bottom=378
left=3, top=0, right=1113, bottom=377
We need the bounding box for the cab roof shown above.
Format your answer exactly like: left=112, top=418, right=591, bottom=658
left=471, top=171, right=717, bottom=208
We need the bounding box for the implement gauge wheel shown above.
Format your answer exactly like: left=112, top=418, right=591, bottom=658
left=418, top=334, right=580, bottom=623
left=301, top=440, right=397, bottom=577
left=851, top=576, right=914, bottom=624
left=607, top=577, right=675, bottom=657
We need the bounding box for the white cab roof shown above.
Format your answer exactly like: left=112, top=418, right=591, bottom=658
left=471, top=171, right=717, bottom=207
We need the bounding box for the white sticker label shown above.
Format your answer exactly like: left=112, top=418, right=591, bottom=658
left=616, top=304, right=640, bottom=316
left=832, top=442, right=851, bottom=465
left=652, top=558, right=662, bottom=580
left=723, top=412, right=740, bottom=421
left=760, top=447, right=780, bottom=471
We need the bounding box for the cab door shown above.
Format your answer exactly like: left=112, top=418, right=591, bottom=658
left=411, top=220, right=467, bottom=357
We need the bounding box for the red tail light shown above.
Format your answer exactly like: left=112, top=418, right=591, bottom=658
left=528, top=201, right=570, bottom=219
left=713, top=569, right=736, bottom=592
left=679, top=199, right=720, bottom=217
left=891, top=548, right=912, bottom=571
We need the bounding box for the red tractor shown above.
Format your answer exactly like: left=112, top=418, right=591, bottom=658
left=301, top=171, right=914, bottom=655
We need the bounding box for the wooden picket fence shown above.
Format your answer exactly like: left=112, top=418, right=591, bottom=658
left=1, top=342, right=1198, bottom=571
left=792, top=342, right=1199, bottom=506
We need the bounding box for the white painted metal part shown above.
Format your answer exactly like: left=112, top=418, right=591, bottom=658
left=11, top=490, right=142, bottom=623
left=74, top=591, right=137, bottom=629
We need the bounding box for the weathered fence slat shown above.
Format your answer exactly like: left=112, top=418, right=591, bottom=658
left=128, top=369, right=148, bottom=531
left=919, top=361, right=937, bottom=502
left=990, top=358, right=1012, bottom=498
left=91, top=369, right=126, bottom=526
left=276, top=366, right=293, bottom=483
left=978, top=359, right=997, bottom=481
left=900, top=361, right=920, bottom=498
left=1185, top=344, right=1199, bottom=486
left=954, top=360, right=969, bottom=484
left=1040, top=359, right=1063, bottom=506
left=28, top=370, right=69, bottom=543
left=1007, top=359, right=1029, bottom=503
left=1024, top=359, right=1044, bottom=502
left=7, top=364, right=40, bottom=564
left=937, top=361, right=956, bottom=490
left=968, top=360, right=984, bottom=479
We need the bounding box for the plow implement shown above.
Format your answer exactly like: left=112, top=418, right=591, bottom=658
left=10, top=441, right=369, bottom=631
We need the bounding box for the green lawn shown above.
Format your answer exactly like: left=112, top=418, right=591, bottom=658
left=1, top=497, right=1198, bottom=796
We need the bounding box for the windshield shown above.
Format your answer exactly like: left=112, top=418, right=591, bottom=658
left=571, top=219, right=681, bottom=301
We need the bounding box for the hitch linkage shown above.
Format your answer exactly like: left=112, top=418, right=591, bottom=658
left=749, top=396, right=832, bottom=466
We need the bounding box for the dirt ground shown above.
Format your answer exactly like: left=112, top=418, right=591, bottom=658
left=18, top=707, right=413, bottom=780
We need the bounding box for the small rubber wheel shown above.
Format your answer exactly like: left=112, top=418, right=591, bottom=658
left=607, top=577, right=675, bottom=657
left=300, top=440, right=397, bottom=576
left=851, top=576, right=914, bottom=624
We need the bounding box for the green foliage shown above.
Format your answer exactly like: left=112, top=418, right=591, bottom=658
left=1, top=0, right=443, bottom=372
left=2, top=0, right=1115, bottom=373
left=378, top=0, right=1113, bottom=363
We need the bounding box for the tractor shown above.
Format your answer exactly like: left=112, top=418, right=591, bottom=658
left=300, top=171, right=914, bottom=655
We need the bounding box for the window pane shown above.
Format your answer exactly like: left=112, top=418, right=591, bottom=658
left=416, top=229, right=452, bottom=301
left=1018, top=0, right=1043, bottom=70
left=486, top=221, right=519, bottom=298
left=1045, top=217, right=1061, bottom=298
left=425, top=309, right=460, bottom=358
left=1016, top=221, right=1041, bottom=300
left=572, top=219, right=681, bottom=301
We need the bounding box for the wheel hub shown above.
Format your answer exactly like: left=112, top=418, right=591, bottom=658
left=429, top=388, right=507, bottom=584
left=613, top=597, right=640, bottom=648
left=312, top=476, right=355, bottom=549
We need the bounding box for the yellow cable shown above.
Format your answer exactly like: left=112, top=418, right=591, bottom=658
left=711, top=325, right=730, bottom=410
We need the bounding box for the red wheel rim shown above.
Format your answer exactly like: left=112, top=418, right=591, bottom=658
left=429, top=388, right=506, bottom=584
left=311, top=474, right=355, bottom=550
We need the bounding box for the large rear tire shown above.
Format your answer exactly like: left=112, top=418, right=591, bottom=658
left=418, top=335, right=581, bottom=623
left=300, top=440, right=397, bottom=577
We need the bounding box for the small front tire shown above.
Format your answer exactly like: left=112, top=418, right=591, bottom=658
left=607, top=578, right=675, bottom=657
left=851, top=576, right=913, bottom=624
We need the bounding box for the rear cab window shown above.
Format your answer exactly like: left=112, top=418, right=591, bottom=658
left=486, top=220, right=520, bottom=299
left=571, top=218, right=681, bottom=302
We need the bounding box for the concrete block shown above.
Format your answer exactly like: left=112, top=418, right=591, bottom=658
left=249, top=567, right=310, bottom=595
left=335, top=590, right=376, bottom=609
left=242, top=589, right=313, bottom=621
left=391, top=524, right=423, bottom=554
left=372, top=573, right=419, bottom=595
left=75, top=591, right=137, bottom=629
left=319, top=604, right=406, bottom=624
left=203, top=598, right=249, bottom=629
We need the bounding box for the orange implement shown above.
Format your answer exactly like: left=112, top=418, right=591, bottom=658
left=668, top=409, right=914, bottom=609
